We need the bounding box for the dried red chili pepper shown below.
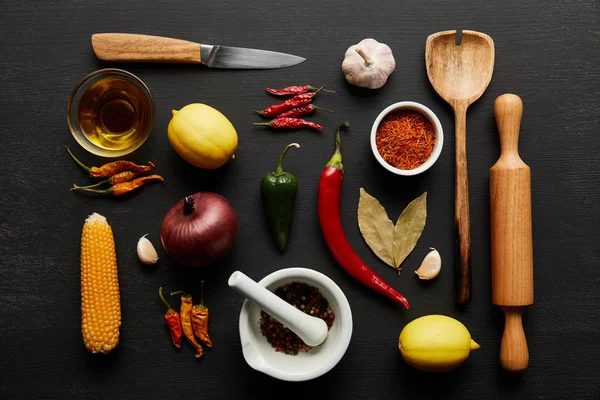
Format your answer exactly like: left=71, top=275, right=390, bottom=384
left=191, top=281, right=212, bottom=348
left=266, top=85, right=335, bottom=96
left=171, top=291, right=203, bottom=358
left=318, top=122, right=409, bottom=309
left=71, top=175, right=164, bottom=196
left=70, top=171, right=138, bottom=190
left=255, top=87, right=324, bottom=118
left=277, top=104, right=332, bottom=118
left=254, top=117, right=324, bottom=131
left=66, top=146, right=155, bottom=178
left=158, top=287, right=182, bottom=349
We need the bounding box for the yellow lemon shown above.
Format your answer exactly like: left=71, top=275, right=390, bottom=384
left=168, top=103, right=238, bottom=169
left=399, top=315, right=480, bottom=372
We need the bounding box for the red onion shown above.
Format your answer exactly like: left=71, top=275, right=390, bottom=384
left=160, top=192, right=237, bottom=267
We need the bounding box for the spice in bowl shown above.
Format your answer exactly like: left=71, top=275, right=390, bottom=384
left=259, top=282, right=335, bottom=355
left=375, top=110, right=436, bottom=170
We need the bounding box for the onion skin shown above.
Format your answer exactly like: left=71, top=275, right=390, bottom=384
left=160, top=192, right=237, bottom=267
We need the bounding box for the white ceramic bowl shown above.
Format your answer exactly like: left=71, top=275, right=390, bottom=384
left=237, top=268, right=353, bottom=382
left=370, top=101, right=444, bottom=176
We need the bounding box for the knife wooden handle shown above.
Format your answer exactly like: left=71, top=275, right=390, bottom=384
left=92, top=33, right=201, bottom=64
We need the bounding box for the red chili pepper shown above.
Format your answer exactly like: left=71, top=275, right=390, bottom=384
left=255, top=87, right=325, bottom=118
left=318, top=122, right=410, bottom=309
left=253, top=117, right=324, bottom=130
left=266, top=85, right=335, bottom=96
left=277, top=104, right=332, bottom=118
left=158, top=287, right=182, bottom=348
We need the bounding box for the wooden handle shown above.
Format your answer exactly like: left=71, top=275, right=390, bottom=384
left=91, top=33, right=201, bottom=64
left=500, top=306, right=529, bottom=372
left=454, top=105, right=471, bottom=304
left=495, top=94, right=523, bottom=156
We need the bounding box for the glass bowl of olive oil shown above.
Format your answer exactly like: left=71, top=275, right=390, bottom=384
left=67, top=69, right=155, bottom=157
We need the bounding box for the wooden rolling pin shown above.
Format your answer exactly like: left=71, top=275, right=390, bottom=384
left=490, top=94, right=533, bottom=372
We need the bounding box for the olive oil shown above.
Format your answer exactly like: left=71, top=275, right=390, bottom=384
left=77, top=76, right=152, bottom=151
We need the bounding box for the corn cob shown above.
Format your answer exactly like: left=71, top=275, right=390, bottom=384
left=80, top=213, right=121, bottom=353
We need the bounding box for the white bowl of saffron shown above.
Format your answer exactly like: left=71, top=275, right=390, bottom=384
left=235, top=267, right=353, bottom=382
left=371, top=101, right=443, bottom=176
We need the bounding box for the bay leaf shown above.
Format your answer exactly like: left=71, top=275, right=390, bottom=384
left=393, top=192, right=427, bottom=271
left=358, top=188, right=395, bottom=267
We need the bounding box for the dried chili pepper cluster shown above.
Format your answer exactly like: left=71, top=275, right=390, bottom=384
left=253, top=84, right=334, bottom=131
left=259, top=282, right=335, bottom=355
left=66, top=146, right=163, bottom=196
left=159, top=282, right=213, bottom=359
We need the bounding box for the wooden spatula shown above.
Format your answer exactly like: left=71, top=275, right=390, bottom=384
left=490, top=94, right=533, bottom=372
left=425, top=30, right=495, bottom=304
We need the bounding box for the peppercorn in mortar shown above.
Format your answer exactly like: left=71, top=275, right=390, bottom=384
left=259, top=282, right=335, bottom=355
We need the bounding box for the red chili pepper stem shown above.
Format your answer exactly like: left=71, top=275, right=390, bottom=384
left=69, top=179, right=110, bottom=190
left=170, top=290, right=190, bottom=297
left=310, top=105, right=333, bottom=113
left=70, top=184, right=107, bottom=193
left=307, top=85, right=335, bottom=93
left=312, top=85, right=326, bottom=95
left=65, top=146, right=91, bottom=173
left=326, top=121, right=351, bottom=171
left=69, top=185, right=108, bottom=194
left=197, top=280, right=207, bottom=310
left=158, top=287, right=176, bottom=313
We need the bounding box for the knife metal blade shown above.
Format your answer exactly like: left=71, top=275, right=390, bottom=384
left=200, top=44, right=305, bottom=69
left=91, top=33, right=305, bottom=70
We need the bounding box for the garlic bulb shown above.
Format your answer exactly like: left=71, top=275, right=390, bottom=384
left=415, top=248, right=441, bottom=280
left=342, top=38, right=395, bottom=89
left=137, top=234, right=159, bottom=265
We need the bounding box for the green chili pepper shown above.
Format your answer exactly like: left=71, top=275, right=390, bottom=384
left=261, top=143, right=300, bottom=252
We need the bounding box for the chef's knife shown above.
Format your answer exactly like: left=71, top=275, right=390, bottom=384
left=91, top=33, right=305, bottom=69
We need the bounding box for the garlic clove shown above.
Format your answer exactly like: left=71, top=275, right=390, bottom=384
left=137, top=234, right=159, bottom=265
left=415, top=248, right=441, bottom=280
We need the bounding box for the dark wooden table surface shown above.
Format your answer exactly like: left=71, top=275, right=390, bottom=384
left=1, top=1, right=599, bottom=399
